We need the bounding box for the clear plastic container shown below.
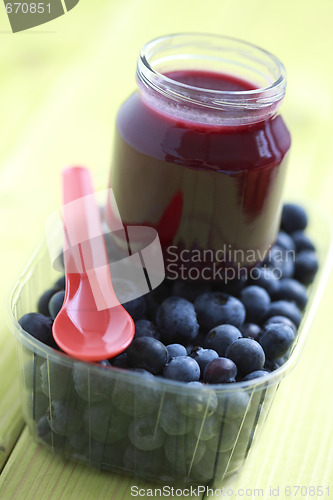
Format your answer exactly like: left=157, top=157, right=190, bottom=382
left=5, top=204, right=333, bottom=487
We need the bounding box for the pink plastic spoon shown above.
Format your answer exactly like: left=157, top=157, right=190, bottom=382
left=52, top=166, right=135, bottom=361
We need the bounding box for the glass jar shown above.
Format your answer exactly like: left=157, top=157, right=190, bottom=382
left=106, top=33, right=291, bottom=281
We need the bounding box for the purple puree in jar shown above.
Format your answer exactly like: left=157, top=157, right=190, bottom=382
left=107, top=36, right=291, bottom=280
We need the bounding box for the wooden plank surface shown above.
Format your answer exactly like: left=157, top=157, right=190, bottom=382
left=1, top=0, right=333, bottom=498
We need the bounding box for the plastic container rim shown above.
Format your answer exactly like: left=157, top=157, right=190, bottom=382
left=137, top=32, right=287, bottom=105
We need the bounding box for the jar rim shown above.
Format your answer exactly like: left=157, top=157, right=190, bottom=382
left=137, top=33, right=287, bottom=122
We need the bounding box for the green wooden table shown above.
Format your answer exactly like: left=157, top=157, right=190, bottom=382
left=1, top=1, right=333, bottom=498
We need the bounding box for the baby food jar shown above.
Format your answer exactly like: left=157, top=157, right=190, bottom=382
left=106, top=33, right=291, bottom=280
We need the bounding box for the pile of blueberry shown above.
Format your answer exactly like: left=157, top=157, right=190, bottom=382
left=19, top=203, right=318, bottom=385
left=16, top=203, right=319, bottom=483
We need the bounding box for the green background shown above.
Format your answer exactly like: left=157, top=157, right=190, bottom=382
left=0, top=0, right=333, bottom=498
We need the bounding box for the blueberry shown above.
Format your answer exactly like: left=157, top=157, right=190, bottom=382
left=206, top=420, right=240, bottom=452
left=291, top=230, right=315, bottom=252
left=203, top=357, right=237, bottom=383
left=281, top=203, right=308, bottom=233
left=109, top=352, right=129, bottom=369
left=48, top=290, right=65, bottom=319
left=47, top=399, right=82, bottom=436
left=247, top=267, right=279, bottom=295
left=191, top=448, right=229, bottom=482
left=144, top=280, right=172, bottom=322
left=164, top=434, right=206, bottom=467
left=273, top=278, right=308, bottom=309
left=204, top=325, right=242, bottom=357
left=128, top=416, right=165, bottom=450
left=265, top=356, right=286, bottom=371
left=83, top=404, right=130, bottom=444
left=166, top=344, right=188, bottom=359
left=265, top=300, right=302, bottom=327
left=240, top=286, right=271, bottom=323
left=37, top=415, right=66, bottom=449
left=242, top=370, right=270, bottom=381
left=134, top=319, right=159, bottom=339
left=37, top=288, right=59, bottom=316
left=177, top=382, right=218, bottom=418
left=263, top=315, right=297, bottom=333
left=225, top=338, right=265, bottom=376
left=18, top=313, right=56, bottom=349
left=171, top=280, right=211, bottom=302
left=163, top=356, right=200, bottom=382
left=112, top=370, right=159, bottom=417
left=216, top=390, right=250, bottom=420
left=68, top=430, right=89, bottom=452
left=190, top=347, right=219, bottom=376
left=193, top=412, right=221, bottom=440
left=40, top=360, right=74, bottom=400
left=54, top=275, right=66, bottom=290
left=73, top=362, right=113, bottom=402
left=276, top=231, right=296, bottom=252
left=160, top=400, right=193, bottom=435
left=294, top=250, right=319, bottom=285
left=239, top=323, right=261, bottom=342
left=259, top=323, right=295, bottom=360
left=126, top=337, right=168, bottom=374
left=156, top=296, right=199, bottom=345
left=123, top=296, right=146, bottom=321
left=194, top=292, right=246, bottom=331
left=264, top=245, right=294, bottom=279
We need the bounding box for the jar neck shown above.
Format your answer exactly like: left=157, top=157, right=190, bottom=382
left=137, top=34, right=287, bottom=127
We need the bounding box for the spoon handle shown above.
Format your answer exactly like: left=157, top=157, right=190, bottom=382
left=62, top=166, right=120, bottom=310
